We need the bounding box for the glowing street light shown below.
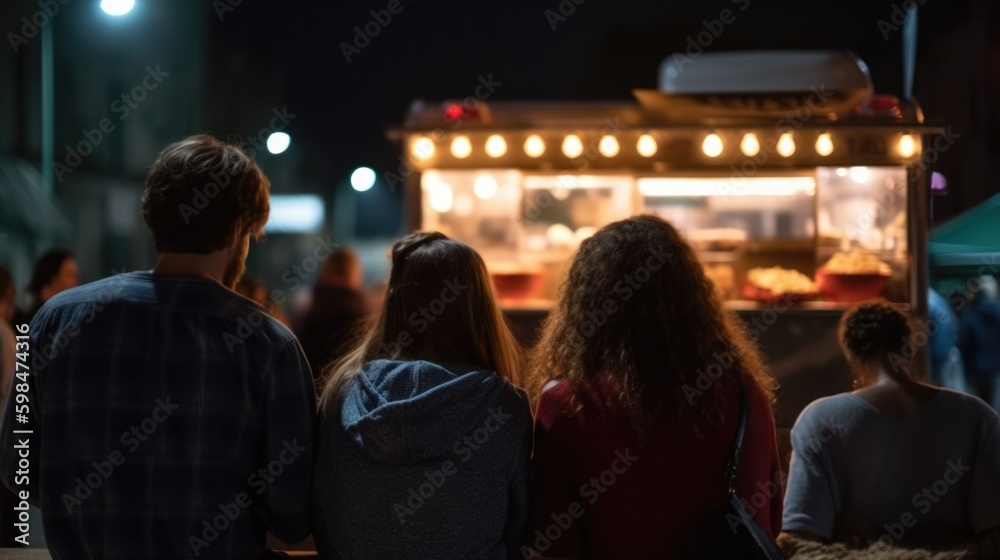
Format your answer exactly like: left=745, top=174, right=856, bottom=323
left=351, top=167, right=376, bottom=192
left=101, top=0, right=135, bottom=16
left=266, top=132, right=291, bottom=155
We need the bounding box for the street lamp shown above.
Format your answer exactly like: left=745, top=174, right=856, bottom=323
left=41, top=1, right=137, bottom=193
left=100, top=0, right=135, bottom=16
left=350, top=167, right=375, bottom=192
left=266, top=132, right=291, bottom=155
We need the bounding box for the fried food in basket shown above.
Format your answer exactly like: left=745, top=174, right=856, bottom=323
left=822, top=251, right=891, bottom=276
left=746, top=267, right=818, bottom=296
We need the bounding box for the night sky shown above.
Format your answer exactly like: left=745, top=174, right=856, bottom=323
left=202, top=0, right=990, bottom=232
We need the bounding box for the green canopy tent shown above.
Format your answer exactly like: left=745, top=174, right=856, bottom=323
left=929, top=193, right=1000, bottom=294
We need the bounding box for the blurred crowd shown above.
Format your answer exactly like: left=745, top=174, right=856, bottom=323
left=0, top=246, right=379, bottom=398
left=928, top=278, right=1000, bottom=411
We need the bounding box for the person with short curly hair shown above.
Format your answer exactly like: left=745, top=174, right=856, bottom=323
left=782, top=299, right=1000, bottom=552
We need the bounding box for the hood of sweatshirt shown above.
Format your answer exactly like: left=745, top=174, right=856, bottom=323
left=341, top=359, right=521, bottom=465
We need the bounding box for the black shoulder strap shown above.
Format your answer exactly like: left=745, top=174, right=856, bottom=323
left=725, top=380, right=748, bottom=495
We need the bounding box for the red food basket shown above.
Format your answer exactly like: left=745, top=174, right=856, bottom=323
left=815, top=267, right=890, bottom=303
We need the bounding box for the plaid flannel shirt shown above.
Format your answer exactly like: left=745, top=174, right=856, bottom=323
left=0, top=272, right=316, bottom=559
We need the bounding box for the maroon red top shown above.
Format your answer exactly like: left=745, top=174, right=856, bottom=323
left=528, top=376, right=783, bottom=558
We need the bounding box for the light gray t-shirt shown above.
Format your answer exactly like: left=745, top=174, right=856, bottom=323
left=783, top=389, right=1000, bottom=541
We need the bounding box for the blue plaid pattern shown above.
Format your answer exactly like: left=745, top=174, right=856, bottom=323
left=1, top=272, right=316, bottom=559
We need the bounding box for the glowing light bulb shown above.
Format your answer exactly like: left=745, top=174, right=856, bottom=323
left=266, top=132, right=290, bottom=155
left=524, top=135, right=545, bottom=158
left=637, top=134, right=657, bottom=158
left=428, top=181, right=454, bottom=213
left=740, top=133, right=760, bottom=157
left=450, top=135, right=472, bottom=159
left=898, top=134, right=917, bottom=158
left=473, top=175, right=498, bottom=200
left=777, top=133, right=796, bottom=157
left=485, top=135, right=507, bottom=158
left=598, top=135, right=620, bottom=157
left=562, top=134, right=584, bottom=158
left=101, top=0, right=134, bottom=16
left=849, top=166, right=869, bottom=183
left=815, top=133, right=834, bottom=156
left=350, top=167, right=376, bottom=192
left=411, top=137, right=435, bottom=161
left=702, top=133, right=723, bottom=157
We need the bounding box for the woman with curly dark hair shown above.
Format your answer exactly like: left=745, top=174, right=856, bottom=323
left=526, top=214, right=783, bottom=558
left=782, top=299, right=1000, bottom=553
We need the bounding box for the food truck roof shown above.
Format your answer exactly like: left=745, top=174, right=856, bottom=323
left=388, top=51, right=944, bottom=171
left=390, top=51, right=940, bottom=135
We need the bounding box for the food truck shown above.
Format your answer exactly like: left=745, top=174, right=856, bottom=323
left=389, top=51, right=943, bottom=426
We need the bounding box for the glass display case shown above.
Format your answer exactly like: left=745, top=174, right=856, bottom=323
left=419, top=166, right=913, bottom=308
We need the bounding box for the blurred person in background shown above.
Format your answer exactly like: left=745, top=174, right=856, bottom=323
left=782, top=300, right=1000, bottom=554
left=312, top=232, right=530, bottom=560
left=0, top=135, right=316, bottom=559
left=296, top=247, right=369, bottom=379
left=959, top=275, right=1000, bottom=411
left=928, top=287, right=967, bottom=393
left=20, top=248, right=78, bottom=324
left=525, top=215, right=783, bottom=558
left=236, top=275, right=290, bottom=327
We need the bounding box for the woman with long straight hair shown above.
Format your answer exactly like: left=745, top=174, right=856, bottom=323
left=312, top=232, right=531, bottom=560
left=526, top=215, right=783, bottom=558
